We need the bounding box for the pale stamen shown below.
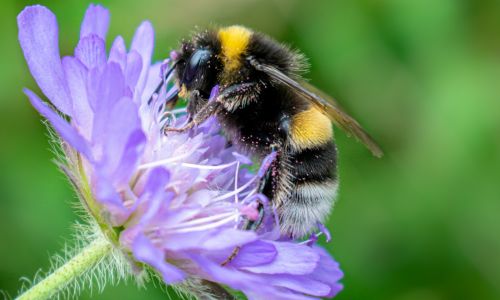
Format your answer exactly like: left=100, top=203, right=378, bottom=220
left=167, top=211, right=237, bottom=230
left=168, top=213, right=239, bottom=233
left=299, top=232, right=324, bottom=245
left=137, top=147, right=203, bottom=170
left=211, top=176, right=257, bottom=202
left=234, top=161, right=240, bottom=204
left=180, top=161, right=238, bottom=170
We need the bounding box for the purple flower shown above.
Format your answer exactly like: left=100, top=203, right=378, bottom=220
left=18, top=4, right=343, bottom=299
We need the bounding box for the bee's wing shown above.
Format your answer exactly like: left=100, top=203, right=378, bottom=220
left=249, top=58, right=383, bottom=157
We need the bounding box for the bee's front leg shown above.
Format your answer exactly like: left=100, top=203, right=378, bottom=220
left=163, top=99, right=221, bottom=134
left=186, top=90, right=207, bottom=121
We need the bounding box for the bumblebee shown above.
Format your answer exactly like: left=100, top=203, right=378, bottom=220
left=160, top=25, right=382, bottom=238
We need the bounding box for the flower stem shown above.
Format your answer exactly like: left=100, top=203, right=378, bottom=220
left=17, top=239, right=112, bottom=300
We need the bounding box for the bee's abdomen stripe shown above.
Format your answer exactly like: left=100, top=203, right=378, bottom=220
left=280, top=180, right=338, bottom=237
left=289, top=141, right=337, bottom=184
left=277, top=141, right=338, bottom=237
left=290, top=106, right=333, bottom=151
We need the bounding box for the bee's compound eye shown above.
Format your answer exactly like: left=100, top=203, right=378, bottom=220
left=184, top=49, right=211, bottom=84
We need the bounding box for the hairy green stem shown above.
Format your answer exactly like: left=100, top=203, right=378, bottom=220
left=17, top=239, right=112, bottom=300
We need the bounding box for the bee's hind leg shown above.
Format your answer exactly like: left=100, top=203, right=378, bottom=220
left=244, top=114, right=290, bottom=232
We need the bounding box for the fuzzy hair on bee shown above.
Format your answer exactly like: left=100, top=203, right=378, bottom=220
left=162, top=25, right=382, bottom=238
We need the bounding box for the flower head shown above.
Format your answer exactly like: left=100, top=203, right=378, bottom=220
left=18, top=4, right=343, bottom=299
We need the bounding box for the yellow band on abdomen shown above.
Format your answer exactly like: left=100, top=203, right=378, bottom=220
left=290, top=106, right=333, bottom=150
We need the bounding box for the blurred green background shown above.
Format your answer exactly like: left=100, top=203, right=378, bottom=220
left=1, top=0, right=500, bottom=299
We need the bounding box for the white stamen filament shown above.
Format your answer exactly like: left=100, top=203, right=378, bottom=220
left=138, top=158, right=240, bottom=172
left=234, top=161, right=240, bottom=204
left=180, top=161, right=238, bottom=170
left=233, top=161, right=240, bottom=222
left=167, top=211, right=237, bottom=230
left=137, top=147, right=200, bottom=170
left=211, top=176, right=257, bottom=202
left=241, top=189, right=258, bottom=203
left=299, top=232, right=324, bottom=245
left=169, top=213, right=239, bottom=233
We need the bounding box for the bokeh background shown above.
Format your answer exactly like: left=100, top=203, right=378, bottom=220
left=1, top=0, right=500, bottom=299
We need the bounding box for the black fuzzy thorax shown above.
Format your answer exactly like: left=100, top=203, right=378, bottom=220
left=217, top=85, right=307, bottom=156
left=246, top=32, right=307, bottom=77
left=214, top=31, right=309, bottom=155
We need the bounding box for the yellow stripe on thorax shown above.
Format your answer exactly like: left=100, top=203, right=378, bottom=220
left=218, top=26, right=252, bottom=74
left=290, top=106, right=333, bottom=150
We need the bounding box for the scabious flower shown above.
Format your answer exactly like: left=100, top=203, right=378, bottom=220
left=17, top=4, right=343, bottom=299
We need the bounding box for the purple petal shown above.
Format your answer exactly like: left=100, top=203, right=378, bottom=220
left=80, top=4, right=109, bottom=40
left=263, top=273, right=331, bottom=297
left=201, top=228, right=257, bottom=250
left=240, top=241, right=319, bottom=275
left=230, top=240, right=277, bottom=268
left=109, top=36, right=127, bottom=70
left=110, top=129, right=146, bottom=187
left=62, top=56, right=93, bottom=139
left=74, top=35, right=106, bottom=69
left=154, top=207, right=202, bottom=228
left=91, top=170, right=131, bottom=225
left=100, top=97, right=144, bottom=182
left=24, top=88, right=92, bottom=159
left=137, top=168, right=171, bottom=223
left=133, top=234, right=185, bottom=283
left=187, top=189, right=216, bottom=206
left=191, top=255, right=315, bottom=300
left=140, top=62, right=161, bottom=104
left=190, top=255, right=263, bottom=295
left=18, top=5, right=72, bottom=115
left=232, top=152, right=252, bottom=165
left=164, top=228, right=257, bottom=251
left=130, top=21, right=154, bottom=98
left=308, top=247, right=344, bottom=297
left=125, top=51, right=143, bottom=90
left=88, top=62, right=128, bottom=140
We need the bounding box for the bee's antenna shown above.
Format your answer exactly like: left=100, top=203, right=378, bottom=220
left=147, top=60, right=179, bottom=105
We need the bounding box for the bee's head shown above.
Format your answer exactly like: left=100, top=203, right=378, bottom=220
left=173, top=26, right=262, bottom=98
left=173, top=31, right=223, bottom=98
